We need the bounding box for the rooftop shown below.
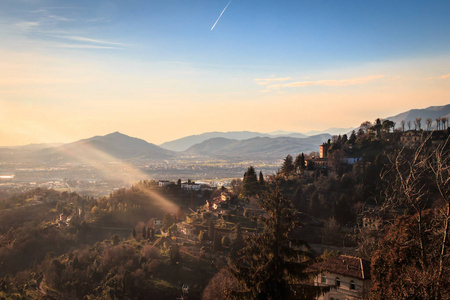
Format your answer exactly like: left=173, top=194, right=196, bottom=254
left=313, top=255, right=371, bottom=280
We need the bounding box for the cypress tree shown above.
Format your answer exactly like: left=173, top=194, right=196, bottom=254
left=259, top=171, right=265, bottom=186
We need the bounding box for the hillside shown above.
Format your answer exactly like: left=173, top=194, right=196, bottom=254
left=386, top=104, right=450, bottom=128
left=159, top=131, right=280, bottom=152
left=42, top=132, right=174, bottom=162
left=184, top=134, right=331, bottom=159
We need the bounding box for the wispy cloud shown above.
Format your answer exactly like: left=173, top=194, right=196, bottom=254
left=55, top=43, right=119, bottom=49
left=254, top=77, right=292, bottom=86
left=263, top=75, right=385, bottom=90
left=52, top=35, right=132, bottom=47
left=440, top=74, right=450, bottom=79
left=14, top=21, right=40, bottom=31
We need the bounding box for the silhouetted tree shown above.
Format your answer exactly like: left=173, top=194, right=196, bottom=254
left=400, top=120, right=406, bottom=132
left=259, top=171, right=265, bottom=186
left=281, top=154, right=295, bottom=175
left=242, top=166, right=260, bottom=197
left=294, top=153, right=306, bottom=172
left=228, top=179, right=327, bottom=299
left=414, top=117, right=422, bottom=131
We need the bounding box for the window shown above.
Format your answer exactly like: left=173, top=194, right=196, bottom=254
left=321, top=274, right=326, bottom=284
left=335, top=277, right=340, bottom=287
left=350, top=280, right=355, bottom=290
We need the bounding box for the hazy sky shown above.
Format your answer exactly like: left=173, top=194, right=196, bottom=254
left=1, top=0, right=449, bottom=146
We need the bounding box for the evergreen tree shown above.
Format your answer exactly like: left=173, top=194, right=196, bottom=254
left=132, top=227, right=137, bottom=239
left=242, top=166, right=260, bottom=197
left=294, top=153, right=306, bottom=172
left=281, top=154, right=295, bottom=175
left=348, top=130, right=357, bottom=144
left=259, top=171, right=265, bottom=186
left=228, top=179, right=327, bottom=299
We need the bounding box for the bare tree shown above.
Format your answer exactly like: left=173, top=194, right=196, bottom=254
left=400, top=120, right=406, bottom=132
left=375, top=134, right=450, bottom=298
left=414, top=117, right=422, bottom=131
left=436, top=117, right=441, bottom=130
left=426, top=118, right=433, bottom=131
left=407, top=120, right=412, bottom=130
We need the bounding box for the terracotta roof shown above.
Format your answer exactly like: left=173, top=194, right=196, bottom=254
left=313, top=255, right=371, bottom=280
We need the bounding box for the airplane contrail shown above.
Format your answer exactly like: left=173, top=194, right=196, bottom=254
left=211, top=0, right=232, bottom=31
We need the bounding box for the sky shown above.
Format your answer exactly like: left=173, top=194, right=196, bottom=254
left=1, top=0, right=450, bottom=146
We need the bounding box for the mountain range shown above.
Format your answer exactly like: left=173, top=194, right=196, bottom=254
left=0, top=104, right=448, bottom=163
left=386, top=104, right=450, bottom=127
left=159, top=128, right=350, bottom=152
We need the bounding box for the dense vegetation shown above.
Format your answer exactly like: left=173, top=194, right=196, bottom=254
left=0, top=118, right=449, bottom=299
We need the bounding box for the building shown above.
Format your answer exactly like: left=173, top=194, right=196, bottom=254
left=158, top=180, right=172, bottom=187
left=320, top=143, right=330, bottom=158
left=313, top=255, right=371, bottom=300
left=181, top=182, right=201, bottom=191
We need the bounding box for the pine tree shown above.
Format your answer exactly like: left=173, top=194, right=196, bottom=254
left=132, top=227, right=137, bottom=239
left=242, top=166, right=260, bottom=197
left=228, top=178, right=326, bottom=299
left=281, top=154, right=295, bottom=175
left=142, top=226, right=147, bottom=239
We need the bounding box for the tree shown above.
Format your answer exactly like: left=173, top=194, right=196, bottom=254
left=436, top=117, right=441, bottom=130
left=426, top=118, right=433, bottom=131
left=382, top=119, right=395, bottom=133
left=373, top=135, right=450, bottom=299
left=242, top=166, right=260, bottom=197
left=360, top=121, right=372, bottom=134
left=414, top=117, right=422, bottom=131
left=259, top=171, right=265, bottom=186
left=400, top=120, right=406, bottom=132
left=349, top=130, right=357, bottom=144
left=227, top=179, right=327, bottom=299
left=294, top=153, right=306, bottom=172
left=132, top=227, right=137, bottom=239
left=371, top=118, right=382, bottom=137
left=280, top=154, right=295, bottom=175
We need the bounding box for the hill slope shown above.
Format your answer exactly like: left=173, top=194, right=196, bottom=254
left=39, top=132, right=174, bottom=162
left=184, top=134, right=331, bottom=159
left=386, top=104, right=450, bottom=128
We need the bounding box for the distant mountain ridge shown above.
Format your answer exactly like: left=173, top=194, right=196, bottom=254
left=0, top=132, right=175, bottom=163
left=159, top=129, right=349, bottom=152
left=42, top=132, right=174, bottom=162
left=183, top=134, right=331, bottom=159
left=386, top=104, right=450, bottom=128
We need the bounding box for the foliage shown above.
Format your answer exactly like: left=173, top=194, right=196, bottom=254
left=241, top=166, right=260, bottom=197
left=281, top=154, right=295, bottom=175
left=227, top=179, right=326, bottom=299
